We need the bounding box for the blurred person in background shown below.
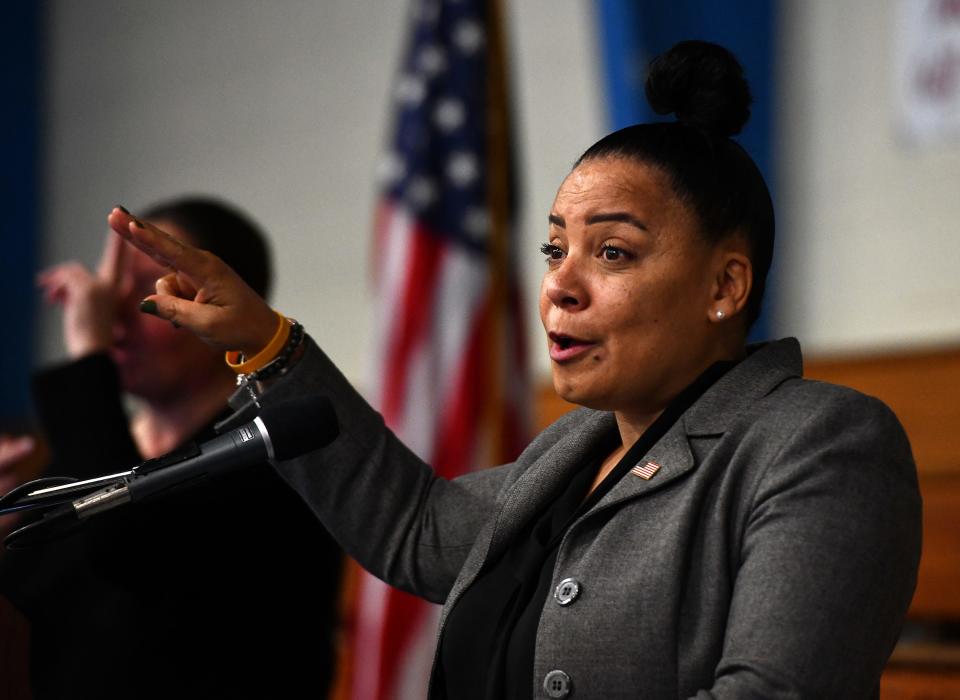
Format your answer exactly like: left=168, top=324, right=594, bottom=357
left=0, top=197, right=342, bottom=699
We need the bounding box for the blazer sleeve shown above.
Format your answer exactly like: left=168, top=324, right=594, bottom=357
left=247, top=336, right=511, bottom=604
left=695, top=386, right=922, bottom=699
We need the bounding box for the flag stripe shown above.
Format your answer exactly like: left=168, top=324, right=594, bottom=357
left=432, top=292, right=494, bottom=478
left=368, top=202, right=416, bottom=409
left=376, top=586, right=426, bottom=699
left=381, top=219, right=446, bottom=425
left=631, top=461, right=661, bottom=480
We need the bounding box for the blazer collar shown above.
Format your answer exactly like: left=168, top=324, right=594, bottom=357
left=683, top=336, right=803, bottom=436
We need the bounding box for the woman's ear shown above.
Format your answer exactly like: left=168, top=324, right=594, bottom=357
left=708, top=236, right=752, bottom=323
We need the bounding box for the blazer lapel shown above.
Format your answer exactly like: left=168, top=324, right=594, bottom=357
left=580, top=337, right=805, bottom=518
left=586, top=421, right=698, bottom=515
left=443, top=410, right=615, bottom=608
left=487, top=410, right=615, bottom=554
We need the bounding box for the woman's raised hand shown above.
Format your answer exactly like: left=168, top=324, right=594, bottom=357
left=107, top=207, right=279, bottom=356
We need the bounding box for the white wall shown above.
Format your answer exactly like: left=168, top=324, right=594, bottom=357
left=775, top=0, right=960, bottom=354
left=38, top=0, right=603, bottom=385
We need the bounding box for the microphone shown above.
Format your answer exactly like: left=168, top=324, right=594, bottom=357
left=73, top=394, right=338, bottom=519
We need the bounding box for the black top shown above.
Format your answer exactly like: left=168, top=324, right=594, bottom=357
left=439, top=361, right=736, bottom=699
left=0, top=353, right=343, bottom=700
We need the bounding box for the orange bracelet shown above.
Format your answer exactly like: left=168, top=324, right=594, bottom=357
left=225, top=311, right=291, bottom=375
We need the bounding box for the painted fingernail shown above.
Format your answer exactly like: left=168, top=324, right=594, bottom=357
left=133, top=218, right=146, bottom=229
left=139, top=299, right=158, bottom=316
left=116, top=204, right=130, bottom=214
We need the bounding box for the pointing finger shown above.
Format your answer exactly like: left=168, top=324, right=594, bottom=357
left=108, top=207, right=206, bottom=279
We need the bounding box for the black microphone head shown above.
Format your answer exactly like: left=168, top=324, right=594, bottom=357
left=257, top=395, right=339, bottom=461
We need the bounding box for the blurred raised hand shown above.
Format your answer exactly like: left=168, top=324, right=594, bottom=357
left=107, top=207, right=278, bottom=357
left=36, top=230, right=128, bottom=358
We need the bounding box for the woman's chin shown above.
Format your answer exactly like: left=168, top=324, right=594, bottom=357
left=552, top=375, right=604, bottom=411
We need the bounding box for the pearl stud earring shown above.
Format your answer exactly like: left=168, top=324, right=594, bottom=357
left=716, top=310, right=725, bottom=319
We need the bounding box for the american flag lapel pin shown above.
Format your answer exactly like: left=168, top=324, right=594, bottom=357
left=630, top=461, right=661, bottom=480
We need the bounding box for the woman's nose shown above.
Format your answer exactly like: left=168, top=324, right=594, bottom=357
left=543, top=258, right=587, bottom=310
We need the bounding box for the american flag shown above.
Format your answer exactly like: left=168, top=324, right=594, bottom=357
left=333, top=0, right=529, bottom=697
left=630, top=461, right=662, bottom=480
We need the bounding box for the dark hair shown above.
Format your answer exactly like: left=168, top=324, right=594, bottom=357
left=576, top=40, right=774, bottom=327
left=141, top=196, right=273, bottom=299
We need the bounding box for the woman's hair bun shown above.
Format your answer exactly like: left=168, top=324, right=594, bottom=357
left=645, top=40, right=752, bottom=137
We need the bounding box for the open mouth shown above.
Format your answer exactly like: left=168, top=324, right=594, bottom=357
left=549, top=331, right=588, bottom=347
left=548, top=331, right=595, bottom=361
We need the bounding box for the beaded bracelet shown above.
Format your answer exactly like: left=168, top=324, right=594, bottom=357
left=235, top=319, right=304, bottom=386
left=245, top=320, right=304, bottom=382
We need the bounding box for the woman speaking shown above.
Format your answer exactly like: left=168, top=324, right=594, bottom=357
left=107, top=42, right=921, bottom=699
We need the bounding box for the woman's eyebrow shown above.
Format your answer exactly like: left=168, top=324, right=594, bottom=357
left=547, top=212, right=648, bottom=230
left=585, top=212, right=648, bottom=230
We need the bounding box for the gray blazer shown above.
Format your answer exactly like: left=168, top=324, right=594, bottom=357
left=242, top=337, right=921, bottom=699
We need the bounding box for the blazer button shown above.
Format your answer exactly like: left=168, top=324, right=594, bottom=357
left=543, top=669, right=572, bottom=698
left=553, top=577, right=581, bottom=606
